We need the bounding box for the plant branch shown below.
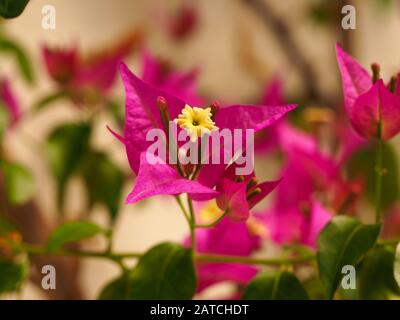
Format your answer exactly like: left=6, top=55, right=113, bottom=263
left=174, top=195, right=191, bottom=225
left=187, top=195, right=196, bottom=252
left=17, top=242, right=314, bottom=266
left=196, top=252, right=315, bottom=266
left=0, top=182, right=84, bottom=299
left=14, top=237, right=400, bottom=268
left=241, top=0, right=326, bottom=104
left=195, top=209, right=229, bottom=228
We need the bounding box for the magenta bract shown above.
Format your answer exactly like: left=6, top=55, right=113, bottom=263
left=336, top=43, right=400, bottom=140
left=116, top=62, right=296, bottom=205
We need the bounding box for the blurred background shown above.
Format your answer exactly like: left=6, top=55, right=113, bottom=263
left=1, top=0, right=400, bottom=299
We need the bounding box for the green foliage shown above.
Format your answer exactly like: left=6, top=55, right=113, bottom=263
left=0, top=37, right=34, bottom=84
left=0, top=0, right=29, bottom=18
left=98, top=273, right=132, bottom=300
left=0, top=259, right=28, bottom=294
left=45, top=122, right=91, bottom=211
left=346, top=142, right=399, bottom=212
left=359, top=246, right=400, bottom=299
left=317, top=216, right=380, bottom=299
left=302, top=276, right=326, bottom=300
left=47, top=220, right=106, bottom=252
left=242, top=270, right=309, bottom=300
left=99, top=242, right=196, bottom=300
left=45, top=122, right=124, bottom=220
left=0, top=160, right=34, bottom=204
left=81, top=151, right=124, bottom=222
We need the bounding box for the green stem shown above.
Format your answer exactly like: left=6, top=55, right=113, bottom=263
left=191, top=163, right=202, bottom=180
left=19, top=243, right=141, bottom=262
left=17, top=243, right=315, bottom=266
left=375, top=124, right=383, bottom=225
left=196, top=253, right=315, bottom=266
left=174, top=196, right=191, bottom=226
left=15, top=238, right=399, bottom=267
left=195, top=209, right=229, bottom=228
left=187, top=195, right=196, bottom=252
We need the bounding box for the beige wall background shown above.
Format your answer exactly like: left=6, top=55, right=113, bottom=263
left=2, top=0, right=400, bottom=299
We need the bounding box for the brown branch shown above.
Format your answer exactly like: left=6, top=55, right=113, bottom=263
left=241, top=0, right=328, bottom=105
left=336, top=0, right=354, bottom=54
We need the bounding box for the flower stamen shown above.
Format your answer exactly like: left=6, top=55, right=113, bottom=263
left=174, top=104, right=218, bottom=142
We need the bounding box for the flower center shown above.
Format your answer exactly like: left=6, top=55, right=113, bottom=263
left=174, top=104, right=218, bottom=141
left=199, top=200, right=222, bottom=223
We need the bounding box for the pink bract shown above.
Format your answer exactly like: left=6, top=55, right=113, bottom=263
left=336, top=43, right=400, bottom=140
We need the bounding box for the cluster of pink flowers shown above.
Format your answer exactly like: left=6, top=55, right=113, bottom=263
left=109, top=44, right=400, bottom=298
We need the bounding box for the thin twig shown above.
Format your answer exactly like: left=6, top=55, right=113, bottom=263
left=241, top=0, right=327, bottom=104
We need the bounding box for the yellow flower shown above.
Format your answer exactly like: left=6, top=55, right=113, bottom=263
left=199, top=200, right=222, bottom=223
left=174, top=104, right=218, bottom=142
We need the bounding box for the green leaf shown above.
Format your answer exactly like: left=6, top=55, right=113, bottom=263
left=359, top=246, right=400, bottom=299
left=317, top=216, right=380, bottom=299
left=346, top=142, right=399, bottom=212
left=98, top=242, right=196, bottom=300
left=47, top=220, right=105, bottom=252
left=98, top=273, right=134, bottom=300
left=81, top=151, right=124, bottom=222
left=0, top=37, right=34, bottom=83
left=302, top=276, right=326, bottom=300
left=45, top=123, right=91, bottom=211
left=242, top=270, right=309, bottom=300
left=0, top=0, right=29, bottom=18
left=0, top=160, right=34, bottom=204
left=0, top=259, right=28, bottom=294
left=395, top=242, right=400, bottom=288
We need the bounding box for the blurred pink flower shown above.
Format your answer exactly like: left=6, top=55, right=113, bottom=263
left=184, top=214, right=260, bottom=294
left=0, top=78, right=21, bottom=127
left=43, top=46, right=77, bottom=85
left=336, top=43, right=400, bottom=140
left=300, top=201, right=333, bottom=247
left=254, top=77, right=285, bottom=153
left=167, top=4, right=198, bottom=41
left=42, top=32, right=140, bottom=105
left=140, top=49, right=203, bottom=105
left=260, top=200, right=332, bottom=247
left=255, top=127, right=338, bottom=247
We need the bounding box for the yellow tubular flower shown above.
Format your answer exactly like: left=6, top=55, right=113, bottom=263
left=199, top=200, right=223, bottom=224
left=174, top=104, right=218, bottom=142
